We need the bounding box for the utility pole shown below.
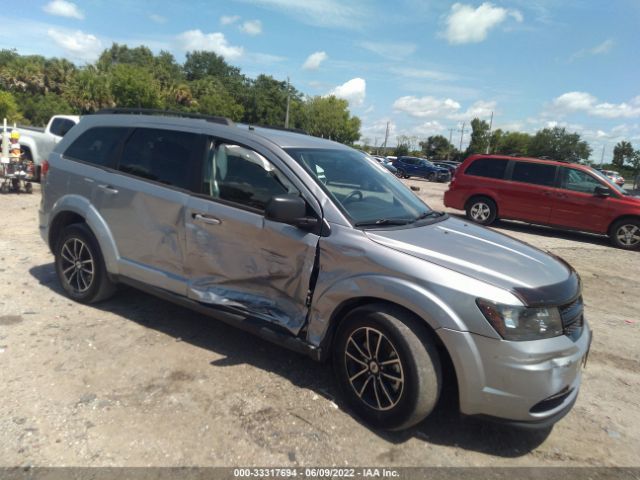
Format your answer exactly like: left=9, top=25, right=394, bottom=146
left=459, top=121, right=466, bottom=152
left=284, top=76, right=290, bottom=129
left=382, top=121, right=390, bottom=153
left=447, top=127, right=455, bottom=160
left=485, top=111, right=494, bottom=154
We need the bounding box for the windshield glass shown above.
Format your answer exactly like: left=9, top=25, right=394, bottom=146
left=591, top=167, right=627, bottom=194
left=285, top=148, right=431, bottom=225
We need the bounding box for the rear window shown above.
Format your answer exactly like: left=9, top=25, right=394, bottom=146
left=64, top=127, right=128, bottom=167
left=50, top=118, right=76, bottom=137
left=511, top=162, right=556, bottom=186
left=464, top=158, right=507, bottom=179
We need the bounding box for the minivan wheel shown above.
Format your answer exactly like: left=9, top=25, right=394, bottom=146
left=466, top=197, right=497, bottom=225
left=54, top=224, right=116, bottom=304
left=610, top=219, right=640, bottom=250
left=332, top=304, right=441, bottom=431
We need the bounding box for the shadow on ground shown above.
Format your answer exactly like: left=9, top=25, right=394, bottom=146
left=30, top=262, right=551, bottom=457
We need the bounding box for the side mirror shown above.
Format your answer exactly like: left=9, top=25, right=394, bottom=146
left=265, top=194, right=318, bottom=229
left=594, top=185, right=611, bottom=197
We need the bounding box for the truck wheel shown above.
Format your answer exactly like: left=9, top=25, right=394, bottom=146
left=466, top=196, right=497, bottom=225
left=333, top=304, right=441, bottom=431
left=610, top=219, right=640, bottom=250
left=54, top=224, right=116, bottom=304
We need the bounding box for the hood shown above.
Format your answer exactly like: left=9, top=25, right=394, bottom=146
left=366, top=216, right=579, bottom=306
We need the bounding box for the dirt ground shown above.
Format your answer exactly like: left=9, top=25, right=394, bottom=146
left=0, top=182, right=638, bottom=468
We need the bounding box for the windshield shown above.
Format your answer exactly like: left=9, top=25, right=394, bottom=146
left=285, top=148, right=432, bottom=226
left=591, top=168, right=627, bottom=195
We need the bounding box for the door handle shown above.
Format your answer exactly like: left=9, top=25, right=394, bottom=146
left=192, top=213, right=221, bottom=225
left=97, top=184, right=118, bottom=194
left=83, top=177, right=95, bottom=183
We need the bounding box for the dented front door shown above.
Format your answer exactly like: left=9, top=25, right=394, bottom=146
left=184, top=143, right=320, bottom=335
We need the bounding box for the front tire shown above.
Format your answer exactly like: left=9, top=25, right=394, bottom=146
left=54, top=224, right=116, bottom=304
left=427, top=172, right=436, bottom=182
left=332, top=304, right=441, bottom=431
left=610, top=219, right=640, bottom=250
left=466, top=197, right=497, bottom=225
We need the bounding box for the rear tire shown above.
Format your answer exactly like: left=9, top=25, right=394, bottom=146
left=332, top=304, right=441, bottom=431
left=54, top=223, right=116, bottom=304
left=609, top=218, right=640, bottom=250
left=427, top=172, right=436, bottom=182
left=466, top=196, right=497, bottom=225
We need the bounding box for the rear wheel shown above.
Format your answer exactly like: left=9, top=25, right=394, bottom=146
left=466, top=197, right=497, bottom=225
left=427, top=172, right=436, bottom=182
left=610, top=219, right=640, bottom=250
left=54, top=224, right=116, bottom=303
left=332, top=304, right=441, bottom=431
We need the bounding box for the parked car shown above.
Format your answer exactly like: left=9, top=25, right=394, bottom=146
left=370, top=155, right=398, bottom=174
left=444, top=154, right=640, bottom=250
left=599, top=169, right=625, bottom=187
left=392, top=156, right=450, bottom=182
left=13, top=115, right=80, bottom=181
left=432, top=161, right=457, bottom=176
left=40, top=110, right=591, bottom=430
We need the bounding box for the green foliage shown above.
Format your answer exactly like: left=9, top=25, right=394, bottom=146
left=189, top=77, right=243, bottom=120
left=494, top=131, right=531, bottom=155
left=0, top=90, right=22, bottom=122
left=301, top=96, right=361, bottom=144
left=64, top=67, right=113, bottom=113
left=528, top=127, right=591, bottom=161
left=612, top=141, right=634, bottom=168
left=466, top=118, right=491, bottom=154
left=420, top=134, right=454, bottom=159
left=16, top=93, right=73, bottom=126
left=109, top=64, right=161, bottom=109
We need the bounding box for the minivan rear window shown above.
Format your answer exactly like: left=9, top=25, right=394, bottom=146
left=511, top=162, right=556, bottom=186
left=64, top=127, right=128, bottom=167
left=464, top=158, right=508, bottom=179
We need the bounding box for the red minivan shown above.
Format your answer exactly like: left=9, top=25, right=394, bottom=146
left=443, top=154, right=640, bottom=250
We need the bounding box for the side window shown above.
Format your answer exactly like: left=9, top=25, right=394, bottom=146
left=202, top=142, right=297, bottom=211
left=64, top=127, right=128, bottom=167
left=560, top=168, right=602, bottom=194
left=464, top=158, right=508, bottom=179
left=50, top=118, right=75, bottom=137
left=511, top=162, right=556, bottom=186
left=118, top=128, right=203, bottom=190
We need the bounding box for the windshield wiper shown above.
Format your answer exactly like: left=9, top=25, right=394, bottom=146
left=413, top=211, right=445, bottom=221
left=355, top=218, right=413, bottom=227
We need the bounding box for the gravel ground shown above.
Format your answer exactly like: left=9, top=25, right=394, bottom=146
left=0, top=182, right=638, bottom=468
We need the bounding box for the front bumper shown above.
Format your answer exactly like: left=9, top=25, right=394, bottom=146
left=438, top=321, right=591, bottom=427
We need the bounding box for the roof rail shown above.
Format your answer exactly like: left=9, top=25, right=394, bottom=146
left=247, top=124, right=308, bottom=135
left=94, top=108, right=234, bottom=126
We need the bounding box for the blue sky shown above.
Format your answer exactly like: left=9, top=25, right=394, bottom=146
left=1, top=0, right=639, bottom=161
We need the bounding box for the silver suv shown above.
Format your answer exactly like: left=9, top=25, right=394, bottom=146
left=39, top=110, right=591, bottom=431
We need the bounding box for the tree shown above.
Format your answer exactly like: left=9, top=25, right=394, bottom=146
left=300, top=96, right=360, bottom=144
left=612, top=141, right=634, bottom=168
left=109, top=64, right=161, bottom=109
left=0, top=90, right=22, bottom=122
left=16, top=93, right=73, bottom=125
left=420, top=135, right=453, bottom=159
left=495, top=131, right=531, bottom=155
left=528, top=127, right=591, bottom=161
left=64, top=67, right=113, bottom=112
left=189, top=77, right=244, bottom=120
left=97, top=43, right=155, bottom=71
left=466, top=118, right=490, bottom=154
left=395, top=135, right=411, bottom=157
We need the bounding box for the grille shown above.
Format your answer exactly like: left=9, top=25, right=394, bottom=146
left=559, top=296, right=584, bottom=341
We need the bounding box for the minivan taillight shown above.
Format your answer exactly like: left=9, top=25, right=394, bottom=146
left=41, top=159, right=49, bottom=177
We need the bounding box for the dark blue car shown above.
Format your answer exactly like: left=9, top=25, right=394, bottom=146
left=392, top=156, right=451, bottom=182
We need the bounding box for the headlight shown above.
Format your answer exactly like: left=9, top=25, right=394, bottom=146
left=476, top=299, right=563, bottom=341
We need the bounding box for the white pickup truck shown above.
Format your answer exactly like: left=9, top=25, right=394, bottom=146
left=15, top=115, right=80, bottom=180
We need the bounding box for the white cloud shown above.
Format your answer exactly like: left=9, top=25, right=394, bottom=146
left=359, top=41, right=416, bottom=59
left=220, top=15, right=241, bottom=25
left=550, top=92, right=640, bottom=119
left=570, top=39, right=615, bottom=61
left=239, top=20, right=262, bottom=35
left=393, top=95, right=461, bottom=118
left=360, top=119, right=397, bottom=146
left=441, top=2, right=523, bottom=44
left=176, top=30, right=243, bottom=60
left=149, top=14, right=167, bottom=24
left=238, top=0, right=369, bottom=29
left=47, top=28, right=102, bottom=61
left=411, top=121, right=447, bottom=137
left=449, top=100, right=496, bottom=120
left=43, top=0, right=84, bottom=20
left=329, top=78, right=366, bottom=106
left=302, top=51, right=328, bottom=70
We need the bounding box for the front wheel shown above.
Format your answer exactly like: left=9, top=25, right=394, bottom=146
left=395, top=169, right=406, bottom=179
left=332, top=304, right=441, bottom=431
left=610, top=219, right=640, bottom=250
left=466, top=197, right=497, bottom=225
left=427, top=172, right=436, bottom=182
left=54, top=224, right=116, bottom=303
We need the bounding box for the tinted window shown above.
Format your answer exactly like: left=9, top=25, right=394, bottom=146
left=202, top=143, right=297, bottom=211
left=560, top=168, right=602, bottom=193
left=465, top=158, right=508, bottom=179
left=64, top=127, right=127, bottom=167
left=118, top=128, right=203, bottom=190
left=50, top=118, right=75, bottom=137
left=511, top=162, right=556, bottom=186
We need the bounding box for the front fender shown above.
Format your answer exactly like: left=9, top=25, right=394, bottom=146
left=306, top=273, right=467, bottom=351
left=50, top=194, right=120, bottom=274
